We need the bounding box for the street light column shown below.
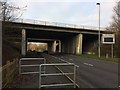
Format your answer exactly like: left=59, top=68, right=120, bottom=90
left=96, top=3, right=101, bottom=58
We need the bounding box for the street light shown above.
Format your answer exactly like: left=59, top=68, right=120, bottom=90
left=96, top=3, right=101, bottom=57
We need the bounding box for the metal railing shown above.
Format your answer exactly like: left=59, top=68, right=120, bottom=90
left=39, top=63, right=78, bottom=88
left=12, top=18, right=105, bottom=31
left=19, top=56, right=78, bottom=88
left=19, top=58, right=46, bottom=74
left=41, top=53, right=79, bottom=88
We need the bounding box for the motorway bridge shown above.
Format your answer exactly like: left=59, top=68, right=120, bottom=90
left=2, top=18, right=109, bottom=56
left=2, top=19, right=118, bottom=88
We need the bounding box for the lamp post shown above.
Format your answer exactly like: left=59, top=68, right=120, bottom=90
left=96, top=3, right=101, bottom=57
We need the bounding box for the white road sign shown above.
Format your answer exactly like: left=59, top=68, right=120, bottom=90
left=102, top=34, right=115, bottom=44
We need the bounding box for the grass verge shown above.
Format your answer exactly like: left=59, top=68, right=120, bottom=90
left=79, top=54, right=119, bottom=63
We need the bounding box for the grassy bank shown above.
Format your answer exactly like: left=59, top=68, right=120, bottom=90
left=79, top=54, right=119, bottom=63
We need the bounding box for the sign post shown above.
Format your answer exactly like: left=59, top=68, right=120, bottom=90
left=111, top=44, right=113, bottom=58
left=102, top=34, right=115, bottom=58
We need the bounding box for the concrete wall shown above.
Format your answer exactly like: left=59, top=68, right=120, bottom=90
left=61, top=33, right=83, bottom=55
left=61, top=36, right=75, bottom=54
left=82, top=34, right=98, bottom=54
left=48, top=42, right=52, bottom=54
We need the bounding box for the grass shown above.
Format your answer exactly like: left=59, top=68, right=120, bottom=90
left=79, top=54, right=119, bottom=63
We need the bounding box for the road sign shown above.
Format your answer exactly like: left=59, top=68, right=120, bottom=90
left=102, top=34, right=115, bottom=44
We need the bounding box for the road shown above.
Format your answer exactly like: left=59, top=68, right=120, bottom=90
left=10, top=53, right=118, bottom=88
left=51, top=54, right=118, bottom=88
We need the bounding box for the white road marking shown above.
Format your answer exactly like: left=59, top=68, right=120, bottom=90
left=83, top=63, right=94, bottom=67
left=51, top=56, right=79, bottom=67
left=69, top=58, right=73, bottom=61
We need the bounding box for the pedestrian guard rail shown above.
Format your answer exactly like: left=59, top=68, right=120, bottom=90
left=19, top=58, right=46, bottom=74
left=19, top=56, right=79, bottom=88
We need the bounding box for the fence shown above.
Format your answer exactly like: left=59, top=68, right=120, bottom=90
left=1, top=58, right=19, bottom=88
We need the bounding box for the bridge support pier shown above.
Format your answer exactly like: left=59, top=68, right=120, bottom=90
left=51, top=40, right=61, bottom=53
left=58, top=40, right=61, bottom=53
left=52, top=40, right=56, bottom=53
left=21, top=29, right=27, bottom=56
left=75, top=34, right=83, bottom=54
left=48, top=40, right=61, bottom=54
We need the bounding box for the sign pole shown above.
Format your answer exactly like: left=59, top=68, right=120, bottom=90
left=111, top=44, right=113, bottom=58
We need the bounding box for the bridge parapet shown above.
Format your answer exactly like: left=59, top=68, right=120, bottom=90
left=12, top=18, right=105, bottom=31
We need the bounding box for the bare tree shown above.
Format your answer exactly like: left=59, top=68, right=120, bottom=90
left=107, top=1, right=120, bottom=31
left=0, top=0, right=27, bottom=21
left=106, top=1, right=120, bottom=58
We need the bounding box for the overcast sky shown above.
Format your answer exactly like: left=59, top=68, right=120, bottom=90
left=12, top=0, right=119, bottom=28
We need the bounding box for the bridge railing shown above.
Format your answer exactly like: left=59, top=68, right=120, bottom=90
left=12, top=18, right=105, bottom=31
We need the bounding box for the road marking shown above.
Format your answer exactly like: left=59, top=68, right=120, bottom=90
left=51, top=56, right=79, bottom=67
left=83, top=63, right=94, bottom=67
left=69, top=58, right=73, bottom=61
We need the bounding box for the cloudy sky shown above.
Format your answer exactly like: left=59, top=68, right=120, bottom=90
left=12, top=0, right=119, bottom=28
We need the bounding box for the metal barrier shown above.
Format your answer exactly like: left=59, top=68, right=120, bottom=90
left=39, top=63, right=78, bottom=88
left=19, top=58, right=46, bottom=74
left=19, top=56, right=78, bottom=88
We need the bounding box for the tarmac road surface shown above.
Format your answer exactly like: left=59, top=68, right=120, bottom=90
left=53, top=54, right=118, bottom=88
